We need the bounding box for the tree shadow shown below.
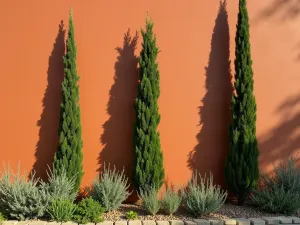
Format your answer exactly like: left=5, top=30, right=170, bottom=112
left=99, top=29, right=139, bottom=201
left=31, top=21, right=66, bottom=180
left=253, top=0, right=300, bottom=24
left=187, top=0, right=232, bottom=187
left=259, top=93, right=300, bottom=176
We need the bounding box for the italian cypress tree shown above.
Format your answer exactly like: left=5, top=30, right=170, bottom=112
left=54, top=9, right=83, bottom=193
left=224, top=0, right=259, bottom=205
left=133, top=15, right=164, bottom=193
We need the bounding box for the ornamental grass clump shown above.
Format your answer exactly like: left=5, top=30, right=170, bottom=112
left=181, top=173, right=227, bottom=216
left=251, top=157, right=300, bottom=215
left=47, top=199, right=77, bottom=222
left=90, top=165, right=130, bottom=212
left=161, top=188, right=181, bottom=215
left=139, top=186, right=160, bottom=215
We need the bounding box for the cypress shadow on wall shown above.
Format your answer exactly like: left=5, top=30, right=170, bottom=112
left=187, top=0, right=232, bottom=187
left=99, top=29, right=139, bottom=199
left=32, top=21, right=66, bottom=180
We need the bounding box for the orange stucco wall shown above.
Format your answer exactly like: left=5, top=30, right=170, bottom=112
left=1, top=0, right=300, bottom=193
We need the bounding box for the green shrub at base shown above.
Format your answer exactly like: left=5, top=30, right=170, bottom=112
left=251, top=157, right=300, bottom=215
left=47, top=199, right=77, bottom=222
left=139, top=186, right=160, bottom=215
left=161, top=188, right=181, bottom=215
left=125, top=211, right=138, bottom=220
left=0, top=212, right=6, bottom=223
left=73, top=197, right=104, bottom=224
left=181, top=173, right=227, bottom=216
left=90, top=165, right=130, bottom=212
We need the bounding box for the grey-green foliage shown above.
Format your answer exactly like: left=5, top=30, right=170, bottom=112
left=90, top=165, right=130, bottom=212
left=181, top=173, right=227, bottom=216
left=139, top=186, right=160, bottom=215
left=0, top=166, right=48, bottom=220
left=0, top=165, right=76, bottom=220
left=161, top=188, right=181, bottom=215
left=40, top=166, right=76, bottom=202
left=251, top=157, right=300, bottom=215
left=47, top=199, right=77, bottom=222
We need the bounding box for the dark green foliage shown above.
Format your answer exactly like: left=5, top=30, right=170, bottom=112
left=224, top=0, right=259, bottom=205
left=47, top=199, right=77, bottom=222
left=54, top=8, right=83, bottom=193
left=251, top=157, right=300, bottom=215
left=133, top=14, right=164, bottom=193
left=73, top=197, right=104, bottom=224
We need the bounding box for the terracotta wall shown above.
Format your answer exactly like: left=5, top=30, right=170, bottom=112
left=1, top=0, right=300, bottom=191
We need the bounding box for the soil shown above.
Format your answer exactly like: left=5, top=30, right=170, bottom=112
left=102, top=202, right=289, bottom=222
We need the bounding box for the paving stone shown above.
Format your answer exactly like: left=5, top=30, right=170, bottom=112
left=193, top=220, right=209, bottom=225
left=128, top=221, right=141, bottom=225
left=28, top=222, right=47, bottom=225
left=142, top=221, right=156, bottom=225
left=285, top=218, right=300, bottom=224
left=262, top=218, right=281, bottom=225
left=170, top=221, right=184, bottom=225
left=61, top=222, right=77, bottom=225
left=1, top=221, right=18, bottom=225
left=234, top=219, right=250, bottom=225
left=184, top=221, right=197, bottom=225
left=223, top=220, right=236, bottom=225
left=248, top=218, right=265, bottom=225
left=156, top=221, right=169, bottom=225
left=208, top=219, right=224, bottom=225
left=115, top=221, right=127, bottom=225
left=17, top=221, right=32, bottom=225
left=46, top=222, right=62, bottom=225
left=276, top=217, right=293, bottom=224
left=96, top=222, right=113, bottom=225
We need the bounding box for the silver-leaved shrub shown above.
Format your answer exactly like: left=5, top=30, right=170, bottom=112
left=0, top=164, right=75, bottom=220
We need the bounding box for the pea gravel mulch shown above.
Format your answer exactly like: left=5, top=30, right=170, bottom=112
left=102, top=203, right=297, bottom=222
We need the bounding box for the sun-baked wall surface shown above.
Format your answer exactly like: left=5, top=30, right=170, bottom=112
left=1, top=0, right=300, bottom=193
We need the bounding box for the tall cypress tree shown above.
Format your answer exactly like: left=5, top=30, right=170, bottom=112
left=224, top=0, right=259, bottom=205
left=133, top=15, right=164, bottom=193
left=54, top=9, right=83, bottom=193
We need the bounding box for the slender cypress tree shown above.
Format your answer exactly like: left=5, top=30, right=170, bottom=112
left=224, top=0, right=259, bottom=205
left=54, top=9, right=83, bottom=193
left=133, top=15, right=164, bottom=193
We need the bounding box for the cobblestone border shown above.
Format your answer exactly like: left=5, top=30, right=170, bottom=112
left=2, top=217, right=300, bottom=225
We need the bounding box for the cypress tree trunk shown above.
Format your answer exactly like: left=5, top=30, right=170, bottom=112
left=225, top=0, right=259, bottom=205
left=133, top=15, right=164, bottom=193
left=54, top=9, right=83, bottom=193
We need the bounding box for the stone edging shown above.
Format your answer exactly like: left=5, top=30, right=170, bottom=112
left=2, top=217, right=300, bottom=225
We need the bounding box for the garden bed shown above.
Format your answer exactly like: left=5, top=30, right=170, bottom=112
left=101, top=203, right=294, bottom=221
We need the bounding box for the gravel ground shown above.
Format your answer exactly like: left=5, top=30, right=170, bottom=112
left=102, top=203, right=288, bottom=221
